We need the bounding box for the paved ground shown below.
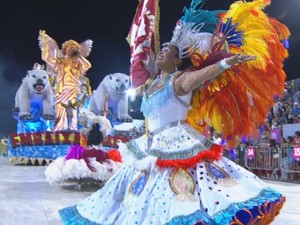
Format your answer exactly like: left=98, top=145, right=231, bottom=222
left=0, top=157, right=299, bottom=225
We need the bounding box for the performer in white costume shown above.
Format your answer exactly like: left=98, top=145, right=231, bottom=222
left=59, top=0, right=289, bottom=224
left=45, top=121, right=121, bottom=186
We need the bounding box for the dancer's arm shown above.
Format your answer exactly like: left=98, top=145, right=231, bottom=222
left=174, top=54, right=256, bottom=95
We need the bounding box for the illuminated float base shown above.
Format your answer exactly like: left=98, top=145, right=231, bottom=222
left=8, top=131, right=85, bottom=165
left=7, top=119, right=144, bottom=165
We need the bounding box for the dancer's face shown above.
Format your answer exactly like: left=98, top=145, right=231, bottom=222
left=155, top=44, right=179, bottom=72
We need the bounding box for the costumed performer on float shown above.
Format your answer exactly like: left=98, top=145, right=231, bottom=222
left=59, top=0, right=289, bottom=224
left=45, top=117, right=122, bottom=186
left=38, top=30, right=93, bottom=131
left=78, top=75, right=92, bottom=109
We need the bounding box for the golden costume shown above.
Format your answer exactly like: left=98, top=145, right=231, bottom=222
left=39, top=31, right=92, bottom=131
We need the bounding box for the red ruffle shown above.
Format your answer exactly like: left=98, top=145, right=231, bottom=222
left=156, top=144, right=223, bottom=169
left=107, top=149, right=122, bottom=162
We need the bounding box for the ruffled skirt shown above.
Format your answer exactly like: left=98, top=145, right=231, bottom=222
left=59, top=159, right=284, bottom=225
left=59, top=124, right=284, bottom=224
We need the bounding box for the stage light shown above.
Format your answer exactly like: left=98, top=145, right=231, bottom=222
left=127, top=88, right=137, bottom=101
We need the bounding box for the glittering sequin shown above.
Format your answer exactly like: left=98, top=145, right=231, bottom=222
left=141, top=73, right=177, bottom=117
left=126, top=123, right=212, bottom=161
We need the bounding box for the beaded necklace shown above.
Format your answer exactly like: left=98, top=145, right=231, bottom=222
left=145, top=72, right=175, bottom=98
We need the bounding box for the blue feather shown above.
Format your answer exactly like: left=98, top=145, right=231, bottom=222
left=180, top=0, right=224, bottom=33
left=218, top=18, right=243, bottom=47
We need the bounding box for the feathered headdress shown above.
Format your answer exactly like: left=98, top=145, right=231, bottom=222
left=165, top=0, right=223, bottom=59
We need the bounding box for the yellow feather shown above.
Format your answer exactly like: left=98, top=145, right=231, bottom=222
left=211, top=107, right=222, bottom=133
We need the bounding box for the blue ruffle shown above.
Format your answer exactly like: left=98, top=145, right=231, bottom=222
left=164, top=210, right=212, bottom=225
left=166, top=188, right=283, bottom=225
left=59, top=206, right=98, bottom=225
left=212, top=188, right=282, bottom=225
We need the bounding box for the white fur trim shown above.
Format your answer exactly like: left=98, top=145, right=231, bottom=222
left=44, top=157, right=122, bottom=186
left=118, top=142, right=157, bottom=171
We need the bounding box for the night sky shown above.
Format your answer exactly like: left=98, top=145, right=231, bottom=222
left=0, top=0, right=299, bottom=136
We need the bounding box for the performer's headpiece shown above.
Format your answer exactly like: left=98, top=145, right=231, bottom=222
left=61, top=40, right=81, bottom=53
left=61, top=40, right=81, bottom=59
left=164, top=0, right=223, bottom=59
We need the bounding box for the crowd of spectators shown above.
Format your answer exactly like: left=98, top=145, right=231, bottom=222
left=267, top=83, right=300, bottom=132
left=222, top=81, right=300, bottom=182
left=254, top=82, right=300, bottom=146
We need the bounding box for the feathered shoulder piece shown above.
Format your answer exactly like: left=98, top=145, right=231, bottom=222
left=186, top=0, right=290, bottom=146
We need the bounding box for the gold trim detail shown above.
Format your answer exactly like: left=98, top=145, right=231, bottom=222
left=169, top=168, right=196, bottom=201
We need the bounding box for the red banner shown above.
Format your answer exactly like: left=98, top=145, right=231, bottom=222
left=127, top=0, right=160, bottom=88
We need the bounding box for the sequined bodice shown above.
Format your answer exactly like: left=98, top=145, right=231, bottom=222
left=140, top=73, right=192, bottom=132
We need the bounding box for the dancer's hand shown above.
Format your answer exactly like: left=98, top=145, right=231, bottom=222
left=225, top=54, right=256, bottom=66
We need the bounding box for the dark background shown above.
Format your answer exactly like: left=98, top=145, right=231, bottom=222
left=0, top=0, right=299, bottom=136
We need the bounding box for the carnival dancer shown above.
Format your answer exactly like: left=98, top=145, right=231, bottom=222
left=38, top=30, right=93, bottom=131
left=59, top=0, right=289, bottom=224
left=45, top=120, right=121, bottom=187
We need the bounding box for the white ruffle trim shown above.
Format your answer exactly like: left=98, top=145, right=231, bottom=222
left=45, top=157, right=122, bottom=186
left=118, top=142, right=157, bottom=171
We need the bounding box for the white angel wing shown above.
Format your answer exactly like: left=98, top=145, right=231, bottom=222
left=80, top=39, right=93, bottom=57
left=46, top=64, right=57, bottom=78
left=38, top=30, right=60, bottom=59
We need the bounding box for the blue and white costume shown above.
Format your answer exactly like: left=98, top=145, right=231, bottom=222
left=59, top=74, right=284, bottom=225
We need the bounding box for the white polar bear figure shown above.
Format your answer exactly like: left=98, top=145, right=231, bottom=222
left=14, top=67, right=55, bottom=120
left=89, top=73, right=133, bottom=122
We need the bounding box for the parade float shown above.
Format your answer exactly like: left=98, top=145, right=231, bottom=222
left=7, top=31, right=94, bottom=165
left=8, top=59, right=87, bottom=165
left=7, top=31, right=144, bottom=166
